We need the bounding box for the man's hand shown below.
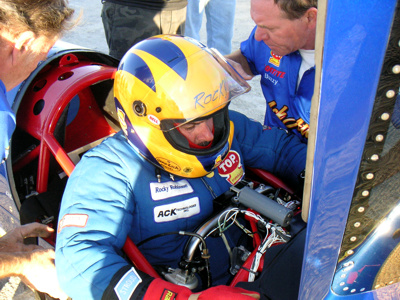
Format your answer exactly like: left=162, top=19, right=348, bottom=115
left=0, top=222, right=53, bottom=252
left=0, top=223, right=68, bottom=299
left=20, top=248, right=68, bottom=300
left=225, top=49, right=254, bottom=80
left=226, top=58, right=254, bottom=80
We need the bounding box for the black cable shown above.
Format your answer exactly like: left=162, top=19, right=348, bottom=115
left=136, top=231, right=208, bottom=250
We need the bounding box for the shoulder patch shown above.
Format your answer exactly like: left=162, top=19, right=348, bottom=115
left=114, top=268, right=142, bottom=300
left=58, top=214, right=88, bottom=233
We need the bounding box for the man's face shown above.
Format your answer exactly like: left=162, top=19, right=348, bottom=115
left=251, top=0, right=314, bottom=56
left=5, top=35, right=56, bottom=91
left=179, top=118, right=214, bottom=147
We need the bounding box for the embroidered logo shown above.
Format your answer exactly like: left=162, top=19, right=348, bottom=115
left=58, top=214, right=88, bottom=233
left=154, top=197, right=200, bottom=223
left=268, top=51, right=282, bottom=67
left=114, top=268, right=142, bottom=300
left=218, top=151, right=244, bottom=185
left=161, top=289, right=177, bottom=300
left=150, top=180, right=194, bottom=201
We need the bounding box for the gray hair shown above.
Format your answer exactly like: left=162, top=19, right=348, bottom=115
left=274, top=0, right=318, bottom=20
left=0, top=0, right=75, bottom=38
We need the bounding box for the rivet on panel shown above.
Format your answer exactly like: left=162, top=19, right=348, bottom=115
left=358, top=206, right=365, bottom=213
left=371, top=154, right=379, bottom=161
left=361, top=190, right=369, bottom=197
left=381, top=113, right=390, bottom=121
left=350, top=236, right=357, bottom=242
left=386, top=90, right=395, bottom=98
left=366, top=173, right=374, bottom=180
left=354, top=222, right=361, bottom=228
left=392, top=65, right=400, bottom=74
left=375, top=134, right=384, bottom=142
left=347, top=250, right=354, bottom=255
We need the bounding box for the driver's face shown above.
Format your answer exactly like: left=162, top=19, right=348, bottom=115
left=179, top=118, right=214, bottom=147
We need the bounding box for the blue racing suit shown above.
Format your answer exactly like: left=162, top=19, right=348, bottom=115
left=0, top=80, right=16, bottom=164
left=55, top=110, right=306, bottom=300
left=240, top=27, right=315, bottom=143
left=0, top=80, right=20, bottom=233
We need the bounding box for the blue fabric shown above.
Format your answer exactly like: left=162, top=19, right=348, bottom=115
left=241, top=27, right=315, bottom=143
left=55, top=110, right=306, bottom=299
left=0, top=80, right=16, bottom=162
left=185, top=0, right=236, bottom=55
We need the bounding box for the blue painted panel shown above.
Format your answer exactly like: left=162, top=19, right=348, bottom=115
left=299, top=1, right=398, bottom=299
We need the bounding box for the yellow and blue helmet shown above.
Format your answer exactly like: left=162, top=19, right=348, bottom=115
left=114, top=34, right=250, bottom=178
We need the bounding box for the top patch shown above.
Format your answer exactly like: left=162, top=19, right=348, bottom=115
left=218, top=151, right=244, bottom=185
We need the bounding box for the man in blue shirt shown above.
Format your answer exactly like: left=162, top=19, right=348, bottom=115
left=0, top=0, right=74, bottom=298
left=226, top=0, right=318, bottom=143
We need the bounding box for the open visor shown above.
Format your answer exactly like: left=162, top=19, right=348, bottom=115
left=157, top=45, right=251, bottom=132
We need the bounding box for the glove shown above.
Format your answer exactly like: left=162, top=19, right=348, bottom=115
left=194, top=285, right=260, bottom=300
left=143, top=278, right=260, bottom=300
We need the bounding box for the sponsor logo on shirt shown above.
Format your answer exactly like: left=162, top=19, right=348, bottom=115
left=150, top=179, right=194, bottom=201
left=154, top=197, right=200, bottom=223
left=263, top=63, right=286, bottom=86
left=218, top=151, right=244, bottom=185
left=114, top=268, right=142, bottom=300
left=268, top=101, right=309, bottom=139
left=268, top=51, right=282, bottom=67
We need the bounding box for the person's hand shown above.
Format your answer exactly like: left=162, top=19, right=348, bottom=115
left=0, top=223, right=68, bottom=299
left=0, top=222, right=53, bottom=252
left=225, top=58, right=254, bottom=81
left=19, top=248, right=68, bottom=300
left=189, top=285, right=260, bottom=300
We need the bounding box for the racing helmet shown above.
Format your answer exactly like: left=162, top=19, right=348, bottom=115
left=114, top=34, right=250, bottom=178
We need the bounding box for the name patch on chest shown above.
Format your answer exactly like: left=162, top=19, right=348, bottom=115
left=150, top=179, right=193, bottom=201
left=154, top=197, right=200, bottom=223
